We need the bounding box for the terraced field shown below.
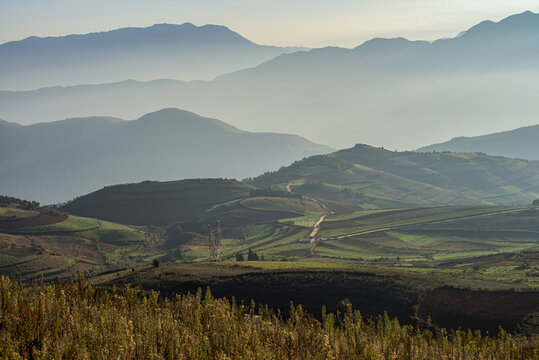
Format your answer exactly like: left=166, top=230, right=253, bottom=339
left=0, top=206, right=159, bottom=281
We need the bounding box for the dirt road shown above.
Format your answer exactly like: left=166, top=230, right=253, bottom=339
left=285, top=182, right=332, bottom=256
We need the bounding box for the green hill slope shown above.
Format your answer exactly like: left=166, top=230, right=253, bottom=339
left=0, top=202, right=158, bottom=281
left=60, top=178, right=329, bottom=262
left=251, top=144, right=539, bottom=209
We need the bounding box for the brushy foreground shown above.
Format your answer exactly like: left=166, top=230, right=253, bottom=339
left=0, top=276, right=536, bottom=359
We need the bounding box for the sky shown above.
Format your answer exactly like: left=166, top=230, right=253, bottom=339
left=1, top=1, right=539, bottom=48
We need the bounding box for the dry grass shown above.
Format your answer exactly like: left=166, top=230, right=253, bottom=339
left=0, top=275, right=536, bottom=359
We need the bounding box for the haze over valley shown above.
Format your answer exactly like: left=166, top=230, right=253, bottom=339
left=2, top=11, right=539, bottom=149
left=0, top=108, right=331, bottom=204
left=1, top=3, right=538, bottom=357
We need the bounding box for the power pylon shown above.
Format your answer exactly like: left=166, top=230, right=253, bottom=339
left=208, top=220, right=222, bottom=261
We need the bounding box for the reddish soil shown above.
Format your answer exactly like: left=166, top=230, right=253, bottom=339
left=107, top=269, right=420, bottom=324
left=438, top=251, right=539, bottom=269
left=2, top=254, right=67, bottom=279
left=418, top=287, right=538, bottom=335
left=33, top=236, right=105, bottom=265
left=0, top=209, right=67, bottom=231
left=0, top=234, right=38, bottom=258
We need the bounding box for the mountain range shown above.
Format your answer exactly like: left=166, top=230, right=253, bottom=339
left=0, top=23, right=302, bottom=90
left=417, top=124, right=539, bottom=160
left=1, top=11, right=538, bottom=149
left=0, top=108, right=331, bottom=204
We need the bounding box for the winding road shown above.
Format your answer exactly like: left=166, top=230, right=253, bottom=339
left=285, top=182, right=333, bottom=256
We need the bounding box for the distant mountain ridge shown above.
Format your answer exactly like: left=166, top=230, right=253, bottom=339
left=1, top=11, right=538, bottom=149
left=416, top=124, right=539, bottom=160
left=0, top=108, right=332, bottom=204
left=0, top=23, right=303, bottom=90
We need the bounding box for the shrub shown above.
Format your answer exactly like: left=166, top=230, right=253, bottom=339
left=0, top=276, right=536, bottom=359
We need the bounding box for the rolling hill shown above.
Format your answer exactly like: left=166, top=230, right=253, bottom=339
left=2, top=11, right=539, bottom=148
left=0, top=108, right=332, bottom=204
left=0, top=200, right=159, bottom=281
left=0, top=23, right=302, bottom=90
left=61, top=178, right=255, bottom=226
left=416, top=124, right=539, bottom=160
left=61, top=178, right=326, bottom=228
left=251, top=144, right=539, bottom=209
left=60, top=178, right=328, bottom=262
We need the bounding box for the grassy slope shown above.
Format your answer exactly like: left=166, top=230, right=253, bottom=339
left=318, top=205, right=528, bottom=237
left=19, top=215, right=99, bottom=233
left=0, top=207, right=156, bottom=281
left=250, top=144, right=539, bottom=209
left=173, top=195, right=327, bottom=261
left=190, top=204, right=539, bottom=287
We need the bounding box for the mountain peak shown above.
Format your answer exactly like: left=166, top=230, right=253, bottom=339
left=141, top=107, right=200, bottom=118
left=135, top=108, right=244, bottom=134
left=460, top=10, right=539, bottom=38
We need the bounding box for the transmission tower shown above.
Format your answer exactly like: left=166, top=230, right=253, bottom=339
left=207, top=220, right=222, bottom=261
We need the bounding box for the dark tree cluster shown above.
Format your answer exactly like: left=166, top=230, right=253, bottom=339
left=0, top=195, right=40, bottom=210
left=235, top=249, right=264, bottom=262
left=235, top=252, right=244, bottom=262
left=247, top=249, right=259, bottom=261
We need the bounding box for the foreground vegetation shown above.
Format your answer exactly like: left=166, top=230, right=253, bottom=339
left=0, top=276, right=536, bottom=360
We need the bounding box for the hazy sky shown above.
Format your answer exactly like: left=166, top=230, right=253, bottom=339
left=1, top=1, right=538, bottom=47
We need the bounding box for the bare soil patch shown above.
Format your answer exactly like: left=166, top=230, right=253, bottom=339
left=418, top=287, right=538, bottom=335
left=0, top=209, right=67, bottom=231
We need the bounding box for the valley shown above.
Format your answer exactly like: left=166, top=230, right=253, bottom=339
left=2, top=174, right=537, bottom=335
left=1, top=6, right=539, bottom=356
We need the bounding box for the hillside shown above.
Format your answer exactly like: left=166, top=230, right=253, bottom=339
left=0, top=108, right=332, bottom=204
left=0, top=23, right=302, bottom=90
left=2, top=11, right=539, bottom=149
left=62, top=179, right=255, bottom=226
left=416, top=124, right=539, bottom=160
left=251, top=144, right=539, bottom=209
left=0, top=201, right=161, bottom=281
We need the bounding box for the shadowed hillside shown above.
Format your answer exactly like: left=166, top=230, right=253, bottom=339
left=61, top=178, right=254, bottom=226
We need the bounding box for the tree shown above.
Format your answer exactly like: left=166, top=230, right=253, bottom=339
left=152, top=258, right=160, bottom=268
left=235, top=252, right=245, bottom=262
left=247, top=249, right=259, bottom=261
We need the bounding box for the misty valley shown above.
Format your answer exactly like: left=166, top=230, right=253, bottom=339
left=0, top=7, right=538, bottom=360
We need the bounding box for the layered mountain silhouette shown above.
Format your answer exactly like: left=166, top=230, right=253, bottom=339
left=0, top=108, right=332, bottom=204
left=251, top=144, right=539, bottom=209
left=0, top=23, right=303, bottom=90
left=417, top=124, right=539, bottom=160
left=1, top=11, right=538, bottom=149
